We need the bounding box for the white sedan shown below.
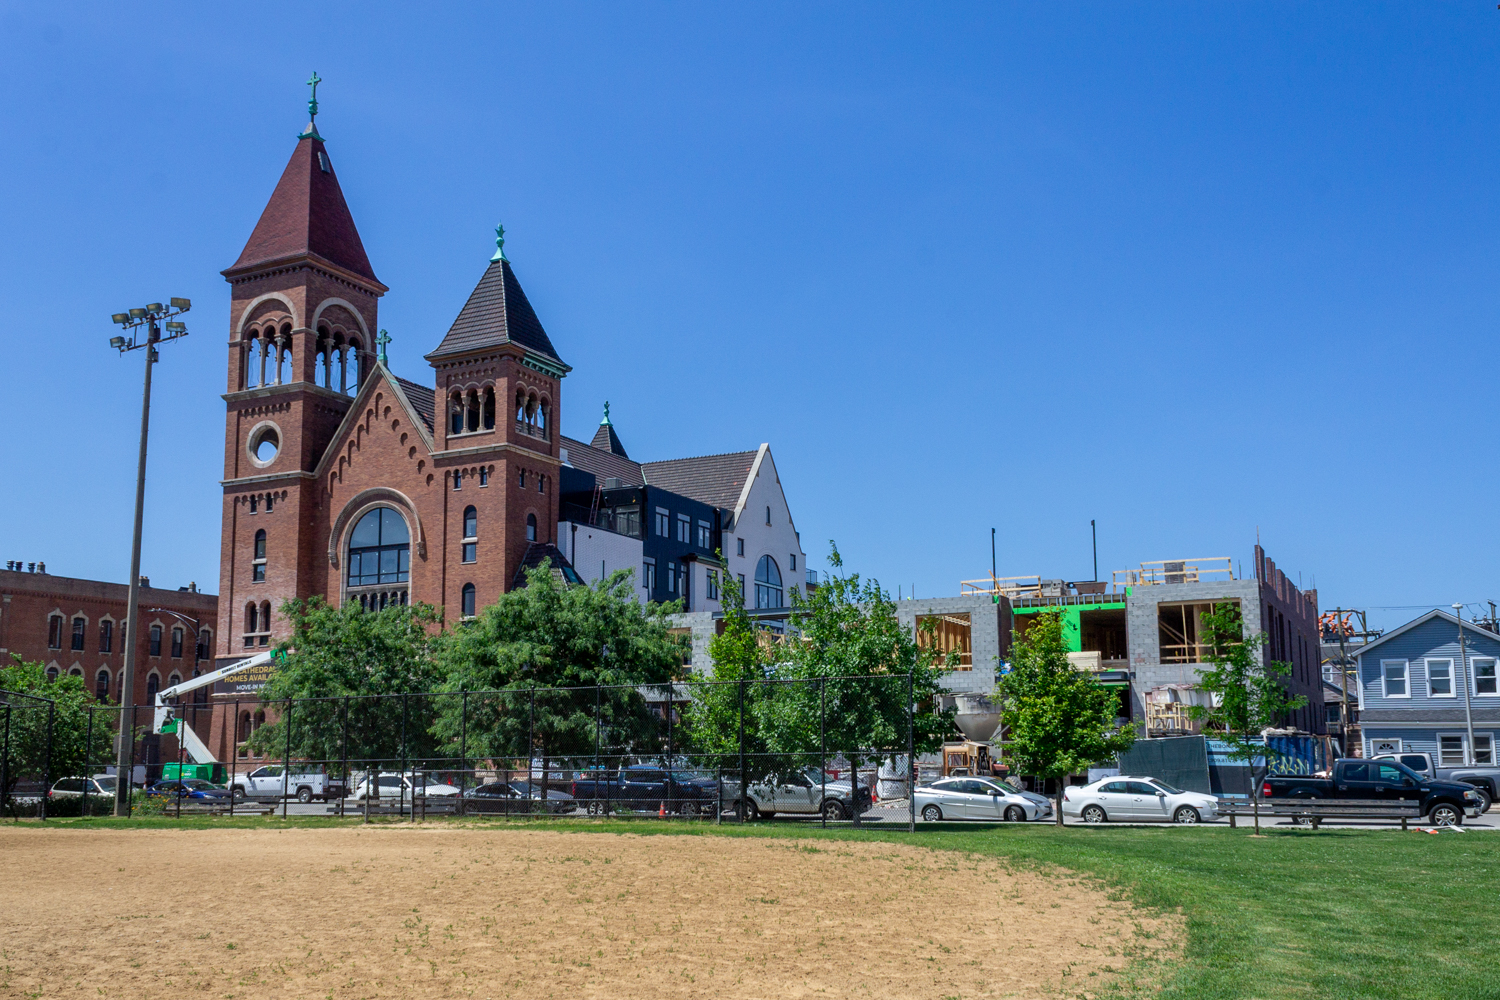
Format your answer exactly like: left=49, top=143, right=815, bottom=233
left=915, top=777, right=1047, bottom=822
left=352, top=772, right=461, bottom=800
left=1062, top=776, right=1218, bottom=824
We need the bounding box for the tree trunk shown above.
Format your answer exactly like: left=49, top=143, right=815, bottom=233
left=1054, top=778, right=1064, bottom=827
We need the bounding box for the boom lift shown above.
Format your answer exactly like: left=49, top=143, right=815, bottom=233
left=151, top=649, right=276, bottom=778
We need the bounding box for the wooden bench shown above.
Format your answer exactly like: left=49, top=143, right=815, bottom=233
left=341, top=797, right=460, bottom=819
left=160, top=802, right=276, bottom=817
left=1220, top=797, right=1423, bottom=830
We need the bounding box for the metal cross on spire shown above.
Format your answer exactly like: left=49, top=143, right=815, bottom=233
left=601, top=400, right=611, bottom=425
left=299, top=71, right=324, bottom=140
left=491, top=222, right=509, bottom=263
left=376, top=328, right=391, bottom=365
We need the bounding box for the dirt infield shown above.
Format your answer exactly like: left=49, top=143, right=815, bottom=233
left=0, top=826, right=1179, bottom=998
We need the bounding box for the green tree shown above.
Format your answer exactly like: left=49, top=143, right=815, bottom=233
left=774, top=543, right=953, bottom=825
left=680, top=564, right=776, bottom=803
left=0, top=656, right=115, bottom=810
left=999, top=612, right=1136, bottom=826
left=244, top=598, right=444, bottom=772
left=431, top=567, right=685, bottom=777
left=1188, top=602, right=1307, bottom=834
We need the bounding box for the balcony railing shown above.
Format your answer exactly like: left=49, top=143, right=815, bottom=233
left=1114, top=558, right=1234, bottom=588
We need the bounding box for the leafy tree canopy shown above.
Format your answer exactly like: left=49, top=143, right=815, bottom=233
left=1, top=656, right=116, bottom=798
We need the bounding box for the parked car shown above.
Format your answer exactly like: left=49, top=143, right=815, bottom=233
left=915, top=777, right=1045, bottom=822
left=1063, top=777, right=1220, bottom=824
left=350, top=772, right=461, bottom=801
left=232, top=765, right=346, bottom=803
left=48, top=776, right=117, bottom=799
left=1263, top=758, right=1480, bottom=826
left=994, top=776, right=1055, bottom=818
left=147, top=779, right=233, bottom=802
left=570, top=765, right=720, bottom=815
left=723, top=767, right=872, bottom=821
left=466, top=780, right=577, bottom=814
left=1370, top=752, right=1499, bottom=813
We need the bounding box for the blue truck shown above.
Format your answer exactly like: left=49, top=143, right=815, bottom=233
left=569, top=765, right=721, bottom=816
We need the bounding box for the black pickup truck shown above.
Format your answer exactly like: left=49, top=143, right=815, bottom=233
left=569, top=765, right=720, bottom=816
left=1263, top=758, right=1481, bottom=826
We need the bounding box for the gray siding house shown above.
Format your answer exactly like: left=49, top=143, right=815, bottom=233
left=1356, top=609, right=1500, bottom=765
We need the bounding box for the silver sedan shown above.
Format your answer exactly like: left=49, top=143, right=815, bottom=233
left=915, top=777, right=1045, bottom=822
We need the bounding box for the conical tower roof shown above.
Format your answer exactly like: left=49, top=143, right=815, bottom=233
left=589, top=402, right=628, bottom=457
left=224, top=134, right=381, bottom=286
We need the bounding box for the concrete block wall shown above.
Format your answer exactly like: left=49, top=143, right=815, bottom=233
left=1126, top=580, right=1264, bottom=720
left=894, top=594, right=1009, bottom=697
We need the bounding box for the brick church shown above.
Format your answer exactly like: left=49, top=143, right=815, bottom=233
left=214, top=111, right=569, bottom=672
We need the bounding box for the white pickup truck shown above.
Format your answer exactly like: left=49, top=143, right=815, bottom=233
left=231, top=765, right=345, bottom=803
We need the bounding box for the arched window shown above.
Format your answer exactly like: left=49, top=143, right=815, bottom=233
left=347, top=507, right=412, bottom=601
left=99, top=619, right=113, bottom=653
left=71, top=616, right=86, bottom=651
left=171, top=627, right=184, bottom=658
left=466, top=389, right=481, bottom=433
left=450, top=392, right=464, bottom=435
left=536, top=399, right=548, bottom=432
left=526, top=513, right=537, bottom=542
left=47, top=615, right=63, bottom=649
left=45, top=665, right=58, bottom=681
left=146, top=672, right=160, bottom=703
left=193, top=668, right=208, bottom=706
left=168, top=672, right=182, bottom=688
left=515, top=388, right=526, bottom=423
left=754, top=555, right=783, bottom=610
left=461, top=583, right=476, bottom=618
left=238, top=711, right=252, bottom=743
left=95, top=668, right=110, bottom=702
left=244, top=603, right=258, bottom=648
left=252, top=529, right=267, bottom=582
left=69, top=666, right=82, bottom=677
left=196, top=629, right=211, bottom=661
left=462, top=505, right=477, bottom=563
left=259, top=602, right=271, bottom=645
left=149, top=625, right=163, bottom=657
left=482, top=388, right=495, bottom=430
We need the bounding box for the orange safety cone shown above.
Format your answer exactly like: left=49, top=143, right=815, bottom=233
left=659, top=801, right=666, bottom=817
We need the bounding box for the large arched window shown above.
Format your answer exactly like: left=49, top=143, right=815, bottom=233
left=347, top=506, right=412, bottom=609
left=461, top=583, right=476, bottom=618
left=526, top=513, right=537, bottom=542
left=95, top=668, right=110, bottom=702
left=146, top=672, right=160, bottom=703
left=755, top=555, right=783, bottom=610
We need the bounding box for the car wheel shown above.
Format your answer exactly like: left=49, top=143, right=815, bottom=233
left=921, top=804, right=942, bottom=822
left=1471, top=787, right=1491, bottom=814
left=1173, top=806, right=1201, bottom=824
left=676, top=800, right=698, bottom=816
left=297, top=787, right=313, bottom=804
left=1004, top=805, right=1025, bottom=822
left=1081, top=804, right=1107, bottom=824
left=822, top=800, right=850, bottom=821
left=586, top=799, right=605, bottom=816
left=1430, top=802, right=1463, bottom=826
left=737, top=800, right=762, bottom=822
left=231, top=787, right=245, bottom=803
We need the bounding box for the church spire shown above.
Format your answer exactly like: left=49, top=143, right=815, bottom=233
left=297, top=71, right=323, bottom=141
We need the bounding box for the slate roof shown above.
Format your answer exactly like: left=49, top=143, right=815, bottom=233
left=511, top=543, right=584, bottom=590
left=225, top=136, right=380, bottom=285
left=561, top=435, right=643, bottom=486
left=641, top=450, right=758, bottom=510
left=394, top=376, right=435, bottom=433
left=590, top=421, right=629, bottom=458
left=426, top=259, right=565, bottom=365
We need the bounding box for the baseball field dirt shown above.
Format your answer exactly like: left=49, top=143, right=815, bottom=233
left=0, top=826, right=1180, bottom=998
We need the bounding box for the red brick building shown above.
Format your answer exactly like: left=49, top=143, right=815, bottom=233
left=211, top=115, right=568, bottom=676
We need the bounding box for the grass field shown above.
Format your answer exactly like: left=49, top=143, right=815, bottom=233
left=3, top=816, right=1495, bottom=999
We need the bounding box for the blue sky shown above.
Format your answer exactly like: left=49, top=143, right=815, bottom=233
left=1, top=4, right=1496, bottom=631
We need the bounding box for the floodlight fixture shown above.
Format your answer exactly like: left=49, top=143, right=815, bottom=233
left=112, top=313, right=129, bottom=325
left=110, top=336, right=125, bottom=349
left=145, top=302, right=164, bottom=315
left=170, top=297, right=191, bottom=312
left=165, top=321, right=185, bottom=334
left=129, top=308, right=146, bottom=320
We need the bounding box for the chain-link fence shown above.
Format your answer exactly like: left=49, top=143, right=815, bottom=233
left=40, top=675, right=920, bottom=829
left=0, top=688, right=55, bottom=820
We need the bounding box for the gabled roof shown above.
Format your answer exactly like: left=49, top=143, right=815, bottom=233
left=641, top=450, right=759, bottom=511
left=1352, top=608, right=1497, bottom=661
left=395, top=377, right=435, bottom=433
left=425, top=259, right=566, bottom=366
left=561, top=435, right=643, bottom=486
left=224, top=136, right=381, bottom=286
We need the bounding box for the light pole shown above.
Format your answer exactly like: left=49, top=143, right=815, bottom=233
left=107, top=298, right=190, bottom=816
left=1454, top=604, right=1477, bottom=764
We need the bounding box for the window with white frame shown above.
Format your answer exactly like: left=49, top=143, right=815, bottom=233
left=1475, top=734, right=1495, bottom=765
left=696, top=520, right=711, bottom=549
left=1474, top=658, right=1497, bottom=696
left=706, top=570, right=719, bottom=601
left=1439, top=734, right=1467, bottom=766
left=676, top=514, right=690, bottom=544
left=1382, top=660, right=1408, bottom=698
left=1371, top=737, right=1402, bottom=755
left=655, top=508, right=670, bottom=537
left=1427, top=658, right=1454, bottom=697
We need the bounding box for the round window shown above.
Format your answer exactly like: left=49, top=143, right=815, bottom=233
left=249, top=426, right=280, bottom=466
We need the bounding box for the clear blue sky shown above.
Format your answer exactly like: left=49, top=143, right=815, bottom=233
left=2, top=4, right=1496, bottom=632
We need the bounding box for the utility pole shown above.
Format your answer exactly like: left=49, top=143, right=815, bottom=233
left=107, top=299, right=190, bottom=817
left=1090, top=520, right=1097, bottom=583
left=1455, top=604, right=1477, bottom=764
left=990, top=528, right=997, bottom=594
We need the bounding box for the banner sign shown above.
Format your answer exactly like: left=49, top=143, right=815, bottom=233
left=213, top=659, right=276, bottom=695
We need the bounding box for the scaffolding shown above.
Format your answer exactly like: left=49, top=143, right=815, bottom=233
left=1113, top=557, right=1233, bottom=588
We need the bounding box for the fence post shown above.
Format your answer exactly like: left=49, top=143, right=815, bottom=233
left=281, top=698, right=292, bottom=819
left=2, top=704, right=10, bottom=820
left=737, top=678, right=746, bottom=823
left=459, top=689, right=468, bottom=818
left=400, top=694, right=409, bottom=822
left=39, top=700, right=53, bottom=822
left=83, top=707, right=94, bottom=819
left=666, top=682, right=674, bottom=818
left=176, top=710, right=185, bottom=820
left=126, top=704, right=137, bottom=818
left=340, top=696, right=350, bottom=819
left=229, top=698, right=239, bottom=818
left=528, top=684, right=536, bottom=818
left=594, top=683, right=601, bottom=817
left=907, top=672, right=915, bottom=834
left=820, top=678, right=827, bottom=829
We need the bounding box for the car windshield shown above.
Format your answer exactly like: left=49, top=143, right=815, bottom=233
left=182, top=780, right=215, bottom=790
left=1149, top=780, right=1184, bottom=794
left=94, top=777, right=117, bottom=791
left=668, top=772, right=702, bottom=784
